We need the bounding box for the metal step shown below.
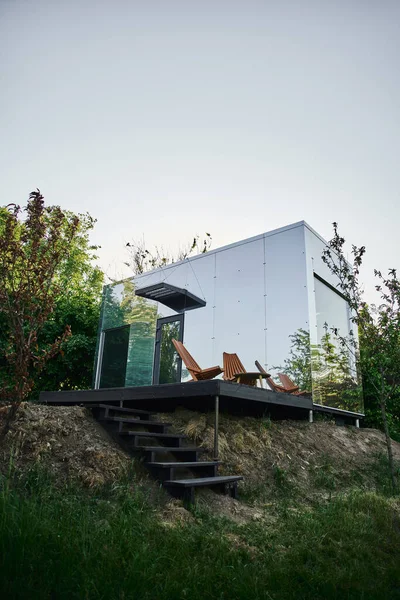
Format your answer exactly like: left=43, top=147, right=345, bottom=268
left=102, top=417, right=171, bottom=427
left=164, top=475, right=243, bottom=488
left=149, top=461, right=221, bottom=468
left=148, top=460, right=220, bottom=482
left=131, top=446, right=206, bottom=462
left=120, top=431, right=186, bottom=439
left=119, top=431, right=186, bottom=447
left=102, top=416, right=171, bottom=433
left=134, top=446, right=205, bottom=453
left=163, top=475, right=243, bottom=503
left=91, top=404, right=155, bottom=419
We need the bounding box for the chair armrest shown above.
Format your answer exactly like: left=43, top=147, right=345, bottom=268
left=200, top=366, right=223, bottom=375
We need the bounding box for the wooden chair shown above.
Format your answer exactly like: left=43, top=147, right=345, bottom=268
left=171, top=339, right=223, bottom=381
left=255, top=360, right=298, bottom=393
left=223, top=353, right=270, bottom=387
left=278, top=373, right=310, bottom=396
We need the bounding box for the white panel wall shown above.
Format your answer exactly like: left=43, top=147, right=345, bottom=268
left=131, top=224, right=310, bottom=380
left=213, top=238, right=266, bottom=373
left=264, top=225, right=309, bottom=374
left=176, top=253, right=216, bottom=376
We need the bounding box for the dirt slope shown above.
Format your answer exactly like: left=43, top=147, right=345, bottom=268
left=156, top=408, right=400, bottom=506
left=0, top=403, right=131, bottom=486
left=1, top=403, right=399, bottom=519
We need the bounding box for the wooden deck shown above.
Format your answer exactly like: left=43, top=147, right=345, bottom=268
left=39, top=380, right=364, bottom=424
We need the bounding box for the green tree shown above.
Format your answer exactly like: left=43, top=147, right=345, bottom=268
left=359, top=327, right=400, bottom=440
left=322, top=223, right=400, bottom=490
left=32, top=212, right=103, bottom=396
left=0, top=191, right=103, bottom=433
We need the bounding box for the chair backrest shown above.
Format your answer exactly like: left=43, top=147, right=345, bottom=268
left=278, top=373, right=296, bottom=390
left=172, top=339, right=201, bottom=373
left=255, top=360, right=268, bottom=375
left=255, top=360, right=280, bottom=392
left=223, top=352, right=246, bottom=381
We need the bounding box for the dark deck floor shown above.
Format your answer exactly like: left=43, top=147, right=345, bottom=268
left=39, top=380, right=364, bottom=424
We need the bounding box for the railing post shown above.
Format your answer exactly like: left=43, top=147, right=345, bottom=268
left=214, top=395, right=219, bottom=461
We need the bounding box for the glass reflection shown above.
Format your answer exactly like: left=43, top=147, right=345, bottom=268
left=312, top=276, right=361, bottom=411
left=273, top=328, right=312, bottom=393
left=99, top=326, right=130, bottom=388
left=159, top=321, right=181, bottom=384
left=98, top=279, right=157, bottom=387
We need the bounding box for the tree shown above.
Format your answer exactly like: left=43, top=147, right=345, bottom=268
left=125, top=233, right=212, bottom=275
left=32, top=212, right=103, bottom=396
left=322, top=223, right=400, bottom=490
left=0, top=191, right=100, bottom=434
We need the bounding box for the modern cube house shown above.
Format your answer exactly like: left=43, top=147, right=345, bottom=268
left=94, top=221, right=362, bottom=412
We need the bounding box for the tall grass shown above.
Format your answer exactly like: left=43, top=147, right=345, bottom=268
left=1, top=467, right=400, bottom=599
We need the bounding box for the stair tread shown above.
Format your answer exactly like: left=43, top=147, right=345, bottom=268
left=103, top=417, right=171, bottom=427
left=92, top=404, right=154, bottom=416
left=164, top=475, right=243, bottom=487
left=120, top=431, right=186, bottom=438
left=136, top=446, right=205, bottom=452
left=148, top=461, right=221, bottom=468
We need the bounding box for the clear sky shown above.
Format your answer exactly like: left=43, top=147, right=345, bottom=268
left=1, top=0, right=399, bottom=300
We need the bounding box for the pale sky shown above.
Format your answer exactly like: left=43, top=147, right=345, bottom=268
left=1, top=0, right=399, bottom=301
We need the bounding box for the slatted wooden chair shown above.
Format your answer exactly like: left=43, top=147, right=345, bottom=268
left=223, top=353, right=270, bottom=387
left=278, top=373, right=310, bottom=396
left=171, top=339, right=223, bottom=381
left=255, top=360, right=298, bottom=393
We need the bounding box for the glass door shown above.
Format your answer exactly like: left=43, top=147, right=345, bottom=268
left=153, top=315, right=184, bottom=384
left=99, top=325, right=130, bottom=388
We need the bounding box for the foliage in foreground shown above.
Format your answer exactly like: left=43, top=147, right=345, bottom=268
left=1, top=469, right=400, bottom=600
left=322, top=223, right=400, bottom=489
left=0, top=191, right=103, bottom=407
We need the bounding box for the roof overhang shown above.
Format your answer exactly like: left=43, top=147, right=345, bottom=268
left=135, top=282, right=206, bottom=312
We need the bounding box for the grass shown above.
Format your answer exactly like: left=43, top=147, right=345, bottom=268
left=1, top=465, right=400, bottom=600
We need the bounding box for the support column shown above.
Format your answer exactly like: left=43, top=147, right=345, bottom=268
left=308, top=409, right=313, bottom=423
left=214, top=395, right=219, bottom=461
left=355, top=418, right=360, bottom=428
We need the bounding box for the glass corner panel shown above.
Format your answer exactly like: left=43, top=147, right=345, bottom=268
left=311, top=276, right=363, bottom=412
left=96, top=278, right=158, bottom=388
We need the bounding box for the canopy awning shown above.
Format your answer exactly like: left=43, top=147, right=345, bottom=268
left=135, top=282, right=206, bottom=312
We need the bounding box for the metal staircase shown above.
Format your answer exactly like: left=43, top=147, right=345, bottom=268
left=91, top=403, right=243, bottom=504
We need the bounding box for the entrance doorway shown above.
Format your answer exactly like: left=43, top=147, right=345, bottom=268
left=153, top=315, right=184, bottom=384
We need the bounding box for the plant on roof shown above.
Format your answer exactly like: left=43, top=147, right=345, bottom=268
left=125, top=233, right=212, bottom=275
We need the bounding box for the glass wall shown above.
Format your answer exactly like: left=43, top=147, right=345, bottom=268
left=99, top=326, right=130, bottom=388
left=311, top=274, right=360, bottom=410
left=95, top=279, right=158, bottom=388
